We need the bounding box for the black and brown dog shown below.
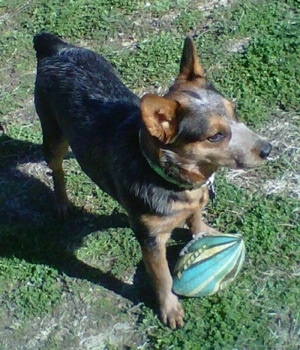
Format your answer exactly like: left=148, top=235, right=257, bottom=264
left=33, top=33, right=271, bottom=329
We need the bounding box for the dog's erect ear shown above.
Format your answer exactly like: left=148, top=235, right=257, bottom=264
left=140, top=94, right=180, bottom=143
left=180, top=37, right=205, bottom=79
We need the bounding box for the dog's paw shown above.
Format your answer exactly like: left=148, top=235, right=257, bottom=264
left=160, top=293, right=184, bottom=329
left=55, top=202, right=69, bottom=220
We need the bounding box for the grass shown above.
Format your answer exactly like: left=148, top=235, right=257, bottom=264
left=0, top=0, right=299, bottom=349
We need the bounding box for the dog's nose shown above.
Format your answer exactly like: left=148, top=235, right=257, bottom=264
left=259, top=143, right=272, bottom=159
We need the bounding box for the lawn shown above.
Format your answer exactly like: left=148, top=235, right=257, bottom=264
left=0, top=0, right=299, bottom=349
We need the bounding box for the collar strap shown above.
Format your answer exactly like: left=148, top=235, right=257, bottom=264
left=139, top=131, right=214, bottom=190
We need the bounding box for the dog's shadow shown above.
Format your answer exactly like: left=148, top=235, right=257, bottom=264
left=0, top=132, right=186, bottom=311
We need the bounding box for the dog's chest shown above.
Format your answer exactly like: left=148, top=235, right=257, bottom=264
left=139, top=187, right=209, bottom=235
left=169, top=187, right=209, bottom=214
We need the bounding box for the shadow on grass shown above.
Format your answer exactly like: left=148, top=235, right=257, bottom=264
left=0, top=132, right=162, bottom=309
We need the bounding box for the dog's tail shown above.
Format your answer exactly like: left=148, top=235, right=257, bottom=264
left=33, top=32, right=69, bottom=60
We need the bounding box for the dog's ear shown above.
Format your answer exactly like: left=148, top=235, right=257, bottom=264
left=140, top=94, right=180, bottom=144
left=180, top=36, right=205, bottom=79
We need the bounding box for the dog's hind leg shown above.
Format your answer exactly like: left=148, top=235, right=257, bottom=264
left=36, top=102, right=69, bottom=219
left=43, top=125, right=69, bottom=219
left=44, top=135, right=69, bottom=220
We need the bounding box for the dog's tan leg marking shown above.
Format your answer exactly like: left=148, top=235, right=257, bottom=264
left=141, top=233, right=184, bottom=329
left=187, top=211, right=218, bottom=233
left=44, top=139, right=69, bottom=219
left=186, top=189, right=218, bottom=235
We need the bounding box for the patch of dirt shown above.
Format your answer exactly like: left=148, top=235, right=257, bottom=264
left=227, top=37, right=251, bottom=53
left=15, top=160, right=52, bottom=186
left=0, top=284, right=147, bottom=350
left=196, top=0, right=233, bottom=12
left=2, top=101, right=36, bottom=126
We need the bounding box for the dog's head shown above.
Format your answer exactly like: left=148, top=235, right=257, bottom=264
left=140, top=37, right=272, bottom=187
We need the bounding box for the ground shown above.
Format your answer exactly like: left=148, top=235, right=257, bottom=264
left=0, top=0, right=299, bottom=349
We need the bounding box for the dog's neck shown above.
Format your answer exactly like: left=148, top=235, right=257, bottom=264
left=139, top=130, right=214, bottom=190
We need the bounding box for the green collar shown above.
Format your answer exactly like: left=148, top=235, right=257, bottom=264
left=142, top=149, right=195, bottom=189
left=139, top=131, right=214, bottom=190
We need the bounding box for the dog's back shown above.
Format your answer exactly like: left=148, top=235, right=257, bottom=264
left=34, top=32, right=138, bottom=104
left=33, top=33, right=140, bottom=197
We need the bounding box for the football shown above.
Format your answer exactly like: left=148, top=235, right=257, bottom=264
left=172, top=233, right=246, bottom=297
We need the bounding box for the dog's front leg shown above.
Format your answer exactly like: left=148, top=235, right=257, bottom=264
left=187, top=210, right=218, bottom=236
left=141, top=234, right=184, bottom=329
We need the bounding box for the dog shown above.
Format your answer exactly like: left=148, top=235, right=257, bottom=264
left=33, top=33, right=272, bottom=329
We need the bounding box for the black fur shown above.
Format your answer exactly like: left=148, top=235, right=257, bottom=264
left=34, top=33, right=191, bottom=225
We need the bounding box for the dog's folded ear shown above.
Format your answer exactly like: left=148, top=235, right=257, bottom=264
left=140, top=94, right=180, bottom=143
left=180, top=36, right=205, bottom=80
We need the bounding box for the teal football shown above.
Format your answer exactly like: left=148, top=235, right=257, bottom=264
left=172, top=233, right=245, bottom=297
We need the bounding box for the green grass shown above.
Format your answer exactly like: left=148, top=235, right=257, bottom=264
left=0, top=0, right=299, bottom=348
left=1, top=257, right=61, bottom=317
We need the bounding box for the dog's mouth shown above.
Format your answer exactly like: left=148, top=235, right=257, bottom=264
left=234, top=157, right=270, bottom=169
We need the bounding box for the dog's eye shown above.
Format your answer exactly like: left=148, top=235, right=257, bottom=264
left=207, top=132, right=224, bottom=142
